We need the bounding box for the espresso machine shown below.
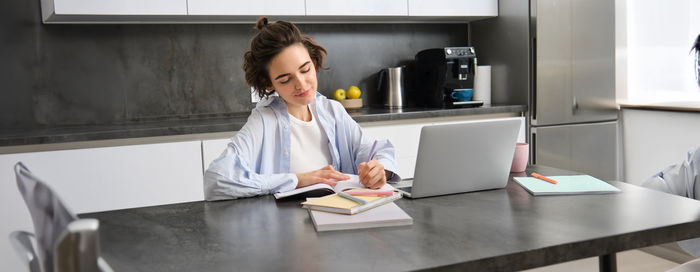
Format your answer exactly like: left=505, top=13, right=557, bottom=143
left=413, top=47, right=481, bottom=108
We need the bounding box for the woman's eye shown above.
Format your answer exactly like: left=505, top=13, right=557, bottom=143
left=301, top=68, right=311, bottom=73
left=280, top=78, right=290, bottom=84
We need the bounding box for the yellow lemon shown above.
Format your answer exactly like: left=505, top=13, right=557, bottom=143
left=347, top=86, right=362, bottom=99
left=333, top=88, right=346, bottom=100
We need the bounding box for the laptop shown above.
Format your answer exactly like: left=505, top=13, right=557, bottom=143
left=395, top=118, right=521, bottom=198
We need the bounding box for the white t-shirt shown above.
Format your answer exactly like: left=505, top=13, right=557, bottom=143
left=289, top=105, right=332, bottom=174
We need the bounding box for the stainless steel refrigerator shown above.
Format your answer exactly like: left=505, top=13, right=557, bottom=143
left=472, top=0, right=619, bottom=181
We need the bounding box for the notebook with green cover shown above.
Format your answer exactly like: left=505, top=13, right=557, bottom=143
left=513, top=175, right=621, bottom=196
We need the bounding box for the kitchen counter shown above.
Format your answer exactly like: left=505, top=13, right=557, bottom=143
left=0, top=105, right=525, bottom=147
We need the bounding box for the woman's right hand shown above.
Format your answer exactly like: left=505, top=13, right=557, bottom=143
left=295, top=165, right=350, bottom=188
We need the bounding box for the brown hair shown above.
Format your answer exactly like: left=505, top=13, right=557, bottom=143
left=243, top=17, right=328, bottom=99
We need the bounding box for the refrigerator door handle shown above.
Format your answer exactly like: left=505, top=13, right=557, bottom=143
left=531, top=131, right=537, bottom=165
left=572, top=96, right=579, bottom=115
left=531, top=36, right=537, bottom=123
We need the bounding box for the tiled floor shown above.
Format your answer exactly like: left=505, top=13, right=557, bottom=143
left=522, top=250, right=679, bottom=272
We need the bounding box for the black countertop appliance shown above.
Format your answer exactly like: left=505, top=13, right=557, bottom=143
left=413, top=47, right=478, bottom=108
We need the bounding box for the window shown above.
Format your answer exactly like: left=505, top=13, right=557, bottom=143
left=621, top=0, right=700, bottom=103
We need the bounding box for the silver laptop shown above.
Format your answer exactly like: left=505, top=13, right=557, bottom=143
left=396, top=118, right=521, bottom=198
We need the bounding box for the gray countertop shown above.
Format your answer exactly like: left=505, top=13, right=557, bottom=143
left=83, top=165, right=700, bottom=271
left=0, top=105, right=525, bottom=147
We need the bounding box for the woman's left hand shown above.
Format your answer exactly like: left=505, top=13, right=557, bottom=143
left=358, top=160, right=386, bottom=189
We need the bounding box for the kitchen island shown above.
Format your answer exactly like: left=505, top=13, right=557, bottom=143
left=0, top=104, right=526, bottom=270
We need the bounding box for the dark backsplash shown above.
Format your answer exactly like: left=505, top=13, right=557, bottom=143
left=0, top=0, right=467, bottom=130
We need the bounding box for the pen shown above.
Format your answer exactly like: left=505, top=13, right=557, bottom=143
left=531, top=172, right=558, bottom=184
left=367, top=140, right=378, bottom=162
left=337, top=191, right=368, bottom=205
left=345, top=190, right=394, bottom=197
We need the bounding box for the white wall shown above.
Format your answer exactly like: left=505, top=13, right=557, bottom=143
left=621, top=109, right=700, bottom=185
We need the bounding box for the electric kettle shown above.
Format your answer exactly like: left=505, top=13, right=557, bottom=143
left=377, top=66, right=407, bottom=108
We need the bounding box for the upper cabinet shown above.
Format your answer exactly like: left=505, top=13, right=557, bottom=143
left=305, top=0, right=407, bottom=16
left=41, top=0, right=187, bottom=22
left=188, top=0, right=305, bottom=16
left=408, top=0, right=497, bottom=17
left=41, top=0, right=497, bottom=23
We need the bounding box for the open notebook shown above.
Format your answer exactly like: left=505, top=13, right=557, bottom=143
left=274, top=174, right=396, bottom=199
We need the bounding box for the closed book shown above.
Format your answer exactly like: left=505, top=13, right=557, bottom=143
left=301, top=191, right=402, bottom=215
left=514, top=175, right=621, bottom=196
left=308, top=202, right=413, bottom=232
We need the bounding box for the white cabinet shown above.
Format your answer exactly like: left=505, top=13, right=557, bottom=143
left=306, top=0, right=408, bottom=16
left=190, top=0, right=409, bottom=17
left=361, top=123, right=425, bottom=179
left=188, top=0, right=305, bottom=16
left=202, top=138, right=233, bottom=171
left=0, top=141, right=204, bottom=214
left=41, top=0, right=187, bottom=22
left=408, top=0, right=497, bottom=16
left=41, top=0, right=497, bottom=23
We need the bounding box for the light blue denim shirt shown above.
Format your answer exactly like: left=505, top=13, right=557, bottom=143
left=204, top=93, right=400, bottom=200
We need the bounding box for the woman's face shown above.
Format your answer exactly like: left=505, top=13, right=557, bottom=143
left=267, top=43, right=318, bottom=109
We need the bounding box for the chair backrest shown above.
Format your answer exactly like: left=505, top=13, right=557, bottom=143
left=9, top=231, right=41, bottom=272
left=14, top=162, right=113, bottom=272
left=15, top=162, right=78, bottom=272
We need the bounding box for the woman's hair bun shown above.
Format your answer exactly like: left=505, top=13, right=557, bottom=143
left=255, top=17, right=269, bottom=30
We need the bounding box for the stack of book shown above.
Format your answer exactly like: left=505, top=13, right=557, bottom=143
left=301, top=189, right=403, bottom=215
left=276, top=175, right=412, bottom=232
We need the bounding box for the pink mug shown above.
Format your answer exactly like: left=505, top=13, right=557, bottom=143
left=510, top=142, right=529, bottom=172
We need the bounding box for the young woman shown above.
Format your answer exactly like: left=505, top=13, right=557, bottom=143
left=204, top=17, right=400, bottom=200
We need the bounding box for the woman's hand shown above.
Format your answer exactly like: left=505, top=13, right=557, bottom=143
left=295, top=165, right=350, bottom=188
left=358, top=160, right=387, bottom=189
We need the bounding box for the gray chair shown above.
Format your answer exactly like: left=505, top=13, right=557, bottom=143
left=643, top=147, right=700, bottom=258
left=9, top=231, right=41, bottom=272
left=642, top=148, right=700, bottom=271
left=11, top=162, right=113, bottom=272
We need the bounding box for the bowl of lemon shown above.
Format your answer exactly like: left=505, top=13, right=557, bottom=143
left=334, top=86, right=363, bottom=109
